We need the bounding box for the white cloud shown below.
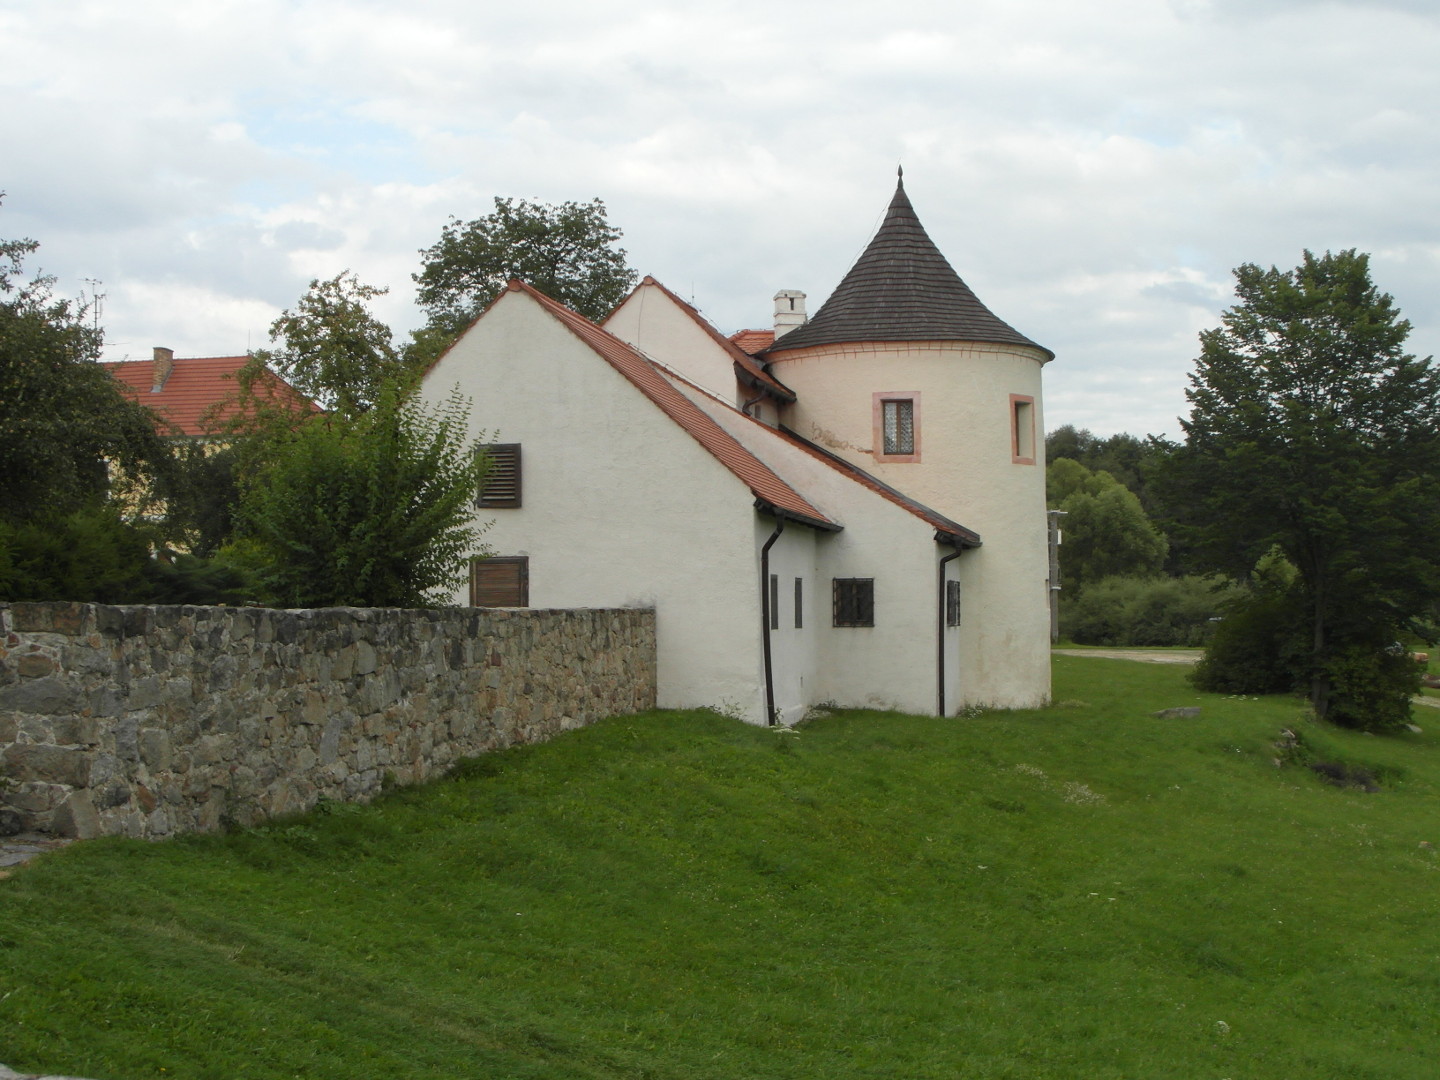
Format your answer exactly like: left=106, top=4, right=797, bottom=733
left=3, top=0, right=1439, bottom=434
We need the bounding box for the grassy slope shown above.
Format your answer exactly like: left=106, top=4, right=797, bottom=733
left=3, top=657, right=1439, bottom=1080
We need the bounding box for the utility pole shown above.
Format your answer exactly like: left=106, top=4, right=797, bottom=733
left=1047, top=509, right=1067, bottom=643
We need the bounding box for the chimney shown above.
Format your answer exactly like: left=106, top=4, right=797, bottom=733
left=773, top=290, right=807, bottom=339
left=151, top=346, right=174, bottom=392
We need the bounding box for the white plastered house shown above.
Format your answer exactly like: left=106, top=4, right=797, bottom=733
left=418, top=175, right=1054, bottom=724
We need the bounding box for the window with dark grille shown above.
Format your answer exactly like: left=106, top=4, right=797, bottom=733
left=882, top=399, right=914, bottom=455
left=470, top=556, right=528, bottom=607
left=794, top=577, right=804, bottom=629
left=769, top=574, right=779, bottom=630
left=833, top=578, right=874, bottom=627
left=478, top=444, right=522, bottom=508
left=946, top=579, right=962, bottom=627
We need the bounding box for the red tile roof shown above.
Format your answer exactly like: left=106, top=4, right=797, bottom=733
left=772, top=425, right=981, bottom=547
left=729, top=329, right=776, bottom=355
left=657, top=362, right=981, bottom=548
left=619, top=277, right=796, bottom=402
left=510, top=281, right=836, bottom=529
left=104, top=355, right=318, bottom=437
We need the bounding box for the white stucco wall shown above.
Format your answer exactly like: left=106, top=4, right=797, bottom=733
left=604, top=282, right=743, bottom=404
left=770, top=340, right=1051, bottom=708
left=689, top=389, right=966, bottom=718
left=418, top=289, right=770, bottom=720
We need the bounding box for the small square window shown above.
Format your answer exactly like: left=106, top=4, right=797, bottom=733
left=478, top=444, right=522, bottom=507
left=833, top=578, right=874, bottom=627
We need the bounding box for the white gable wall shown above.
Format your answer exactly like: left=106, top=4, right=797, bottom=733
left=605, top=282, right=745, bottom=405
left=419, top=290, right=767, bottom=719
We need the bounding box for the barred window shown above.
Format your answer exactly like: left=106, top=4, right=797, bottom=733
left=478, top=444, right=522, bottom=508
left=833, top=578, right=875, bottom=627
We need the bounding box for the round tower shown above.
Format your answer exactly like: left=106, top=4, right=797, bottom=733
left=764, top=172, right=1054, bottom=708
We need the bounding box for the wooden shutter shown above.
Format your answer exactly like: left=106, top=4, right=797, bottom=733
left=471, top=556, right=529, bottom=607
left=478, top=444, right=522, bottom=508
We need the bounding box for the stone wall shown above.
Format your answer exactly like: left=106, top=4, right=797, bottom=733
left=0, top=603, right=656, bottom=840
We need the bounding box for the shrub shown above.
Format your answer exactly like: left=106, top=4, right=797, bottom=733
left=1324, top=643, right=1420, bottom=733
left=237, top=383, right=487, bottom=608
left=0, top=506, right=153, bottom=602
left=1191, top=589, right=1306, bottom=694
left=1060, top=574, right=1239, bottom=647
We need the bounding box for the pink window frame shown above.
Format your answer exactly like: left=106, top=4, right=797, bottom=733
left=872, top=391, right=921, bottom=464
left=1010, top=394, right=1036, bottom=465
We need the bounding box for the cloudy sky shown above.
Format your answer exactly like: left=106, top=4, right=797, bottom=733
left=5, top=0, right=1438, bottom=438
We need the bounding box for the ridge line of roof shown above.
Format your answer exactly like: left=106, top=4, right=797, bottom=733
left=650, top=355, right=979, bottom=546
left=510, top=282, right=836, bottom=528
left=617, top=276, right=797, bottom=402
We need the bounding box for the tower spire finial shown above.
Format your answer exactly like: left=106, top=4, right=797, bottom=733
left=897, top=163, right=904, bottom=186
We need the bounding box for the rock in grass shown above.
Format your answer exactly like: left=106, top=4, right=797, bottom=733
left=1153, top=707, right=1202, bottom=719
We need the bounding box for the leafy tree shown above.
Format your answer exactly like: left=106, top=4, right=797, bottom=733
left=235, top=384, right=489, bottom=608
left=253, top=271, right=416, bottom=419
left=411, top=196, right=637, bottom=362
left=0, top=215, right=166, bottom=523
left=1159, top=249, right=1440, bottom=729
left=1046, top=424, right=1173, bottom=516
left=153, top=441, right=245, bottom=558
left=1049, top=460, right=1167, bottom=591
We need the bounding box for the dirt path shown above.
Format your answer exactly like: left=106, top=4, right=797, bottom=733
left=1052, top=648, right=1202, bottom=664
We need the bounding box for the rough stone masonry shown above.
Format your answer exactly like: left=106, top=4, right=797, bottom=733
left=0, top=603, right=656, bottom=840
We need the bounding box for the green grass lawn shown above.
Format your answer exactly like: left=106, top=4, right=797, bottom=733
left=4, top=657, right=1440, bottom=1079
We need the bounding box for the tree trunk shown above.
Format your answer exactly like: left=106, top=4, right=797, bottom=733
left=1310, top=586, right=1329, bottom=719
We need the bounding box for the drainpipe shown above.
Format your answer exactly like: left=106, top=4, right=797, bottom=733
left=760, top=514, right=786, bottom=726
left=937, top=546, right=962, bottom=716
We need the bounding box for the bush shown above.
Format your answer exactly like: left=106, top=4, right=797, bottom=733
left=142, top=550, right=261, bottom=606
left=0, top=507, right=154, bottom=602
left=1191, top=589, right=1307, bottom=694
left=1060, top=574, right=1240, bottom=647
left=237, top=384, right=487, bottom=608
left=1325, top=644, right=1421, bottom=733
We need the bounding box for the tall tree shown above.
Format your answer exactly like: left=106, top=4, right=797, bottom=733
left=253, top=271, right=415, bottom=419
left=0, top=213, right=165, bottom=523
left=1159, top=249, right=1440, bottom=728
left=1047, top=460, right=1167, bottom=591
left=412, top=196, right=637, bottom=361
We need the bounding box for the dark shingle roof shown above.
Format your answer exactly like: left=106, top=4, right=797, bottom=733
left=765, top=175, right=1052, bottom=360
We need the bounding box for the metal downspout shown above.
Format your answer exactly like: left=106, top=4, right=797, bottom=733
left=937, top=547, right=962, bottom=716
left=760, top=515, right=786, bottom=726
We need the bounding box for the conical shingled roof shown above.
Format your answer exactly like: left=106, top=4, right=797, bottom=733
left=766, top=175, right=1052, bottom=360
